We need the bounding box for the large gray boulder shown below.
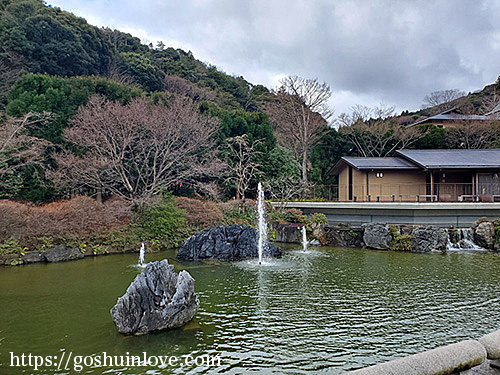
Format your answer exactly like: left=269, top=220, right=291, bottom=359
left=111, top=260, right=199, bottom=335
left=177, top=225, right=281, bottom=261
left=475, top=222, right=495, bottom=249
left=362, top=223, right=391, bottom=249
left=273, top=223, right=302, bottom=243
left=411, top=226, right=448, bottom=252
left=326, top=226, right=364, bottom=248
left=43, top=245, right=84, bottom=262
left=22, top=251, right=43, bottom=264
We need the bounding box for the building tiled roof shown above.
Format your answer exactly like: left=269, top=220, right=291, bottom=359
left=332, top=149, right=500, bottom=174
left=409, top=113, right=488, bottom=126
left=332, top=157, right=419, bottom=174
left=395, top=149, right=500, bottom=169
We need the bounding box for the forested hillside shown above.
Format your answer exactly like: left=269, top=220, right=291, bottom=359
left=0, top=0, right=270, bottom=110
left=1, top=0, right=499, bottom=204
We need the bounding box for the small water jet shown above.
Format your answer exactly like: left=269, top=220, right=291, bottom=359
left=138, top=242, right=146, bottom=266
left=256, top=182, right=267, bottom=265
left=301, top=226, right=308, bottom=252
left=446, top=228, right=482, bottom=250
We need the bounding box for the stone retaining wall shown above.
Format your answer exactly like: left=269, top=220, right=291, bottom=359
left=347, top=329, right=500, bottom=375
left=273, top=220, right=500, bottom=253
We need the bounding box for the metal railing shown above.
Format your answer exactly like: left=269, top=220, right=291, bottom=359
left=305, top=183, right=500, bottom=202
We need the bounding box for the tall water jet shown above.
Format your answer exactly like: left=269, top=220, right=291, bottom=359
left=257, top=182, right=267, bottom=264
left=138, top=242, right=146, bottom=266
left=302, top=226, right=308, bottom=252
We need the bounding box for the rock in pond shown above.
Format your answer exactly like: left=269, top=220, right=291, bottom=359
left=22, top=251, right=43, bottom=264
left=177, top=225, right=281, bottom=261
left=43, top=245, right=84, bottom=263
left=474, top=221, right=495, bottom=249
left=362, top=223, right=391, bottom=249
left=111, top=260, right=199, bottom=335
left=411, top=225, right=448, bottom=252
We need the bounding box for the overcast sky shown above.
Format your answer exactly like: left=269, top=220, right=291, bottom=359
left=49, top=0, right=500, bottom=115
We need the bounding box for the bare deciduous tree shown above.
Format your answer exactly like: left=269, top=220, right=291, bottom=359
left=422, top=89, right=465, bottom=110
left=163, top=75, right=216, bottom=103
left=445, top=120, right=500, bottom=149
left=336, top=104, right=395, bottom=127
left=0, top=112, right=52, bottom=192
left=266, top=76, right=332, bottom=185
left=53, top=95, right=223, bottom=204
left=225, top=134, right=262, bottom=200
left=340, top=119, right=424, bottom=157
left=262, top=175, right=307, bottom=210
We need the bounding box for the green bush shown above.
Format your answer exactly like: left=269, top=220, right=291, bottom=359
left=266, top=207, right=288, bottom=223
left=285, top=208, right=306, bottom=224
left=449, top=227, right=458, bottom=244
left=388, top=225, right=412, bottom=251
left=135, top=192, right=188, bottom=248
left=494, top=224, right=500, bottom=249
left=221, top=200, right=257, bottom=226
left=0, top=238, right=27, bottom=256
left=307, top=213, right=328, bottom=225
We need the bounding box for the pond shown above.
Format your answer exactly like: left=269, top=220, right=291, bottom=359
left=1, top=245, right=500, bottom=374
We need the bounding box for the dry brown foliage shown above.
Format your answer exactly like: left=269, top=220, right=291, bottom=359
left=53, top=95, right=224, bottom=204
left=174, top=197, right=223, bottom=228
left=0, top=195, right=132, bottom=245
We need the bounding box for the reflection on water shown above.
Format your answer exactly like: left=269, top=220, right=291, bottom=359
left=1, top=245, right=500, bottom=374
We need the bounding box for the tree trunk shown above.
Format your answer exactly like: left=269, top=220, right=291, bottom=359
left=301, top=149, right=308, bottom=185
left=96, top=186, right=103, bottom=204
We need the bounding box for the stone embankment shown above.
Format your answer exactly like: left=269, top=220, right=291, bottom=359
left=347, top=329, right=500, bottom=375
left=272, top=218, right=500, bottom=252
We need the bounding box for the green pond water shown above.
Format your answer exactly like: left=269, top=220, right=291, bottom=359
left=1, top=245, right=500, bottom=374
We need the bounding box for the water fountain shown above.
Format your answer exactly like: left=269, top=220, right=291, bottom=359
left=446, top=228, right=482, bottom=250
left=257, top=182, right=267, bottom=265
left=138, top=242, right=146, bottom=266
left=301, top=226, right=308, bottom=252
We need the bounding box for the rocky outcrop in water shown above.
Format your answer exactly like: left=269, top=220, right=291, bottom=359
left=273, top=223, right=302, bottom=243
left=22, top=251, right=43, bottom=264
left=43, top=245, right=84, bottom=262
left=362, top=223, right=391, bottom=249
left=325, top=225, right=364, bottom=248
left=411, top=226, right=448, bottom=252
left=474, top=222, right=495, bottom=249
left=111, top=260, right=199, bottom=335
left=177, top=225, right=281, bottom=261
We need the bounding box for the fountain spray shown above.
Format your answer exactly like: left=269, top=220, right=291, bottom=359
left=257, top=182, right=267, bottom=265
left=138, top=242, right=145, bottom=266
left=302, top=226, right=308, bottom=252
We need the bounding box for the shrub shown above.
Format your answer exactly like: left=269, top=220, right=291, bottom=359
left=174, top=197, right=223, bottom=228
left=0, top=238, right=26, bottom=256
left=494, top=223, right=500, bottom=249
left=307, top=213, right=328, bottom=225
left=388, top=225, right=412, bottom=251
left=449, top=227, right=458, bottom=244
left=220, top=200, right=257, bottom=226
left=0, top=195, right=132, bottom=246
left=285, top=208, right=306, bottom=224
left=135, top=193, right=188, bottom=248
left=266, top=207, right=288, bottom=223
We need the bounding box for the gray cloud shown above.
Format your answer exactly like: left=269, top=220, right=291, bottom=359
left=49, top=0, right=500, bottom=114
